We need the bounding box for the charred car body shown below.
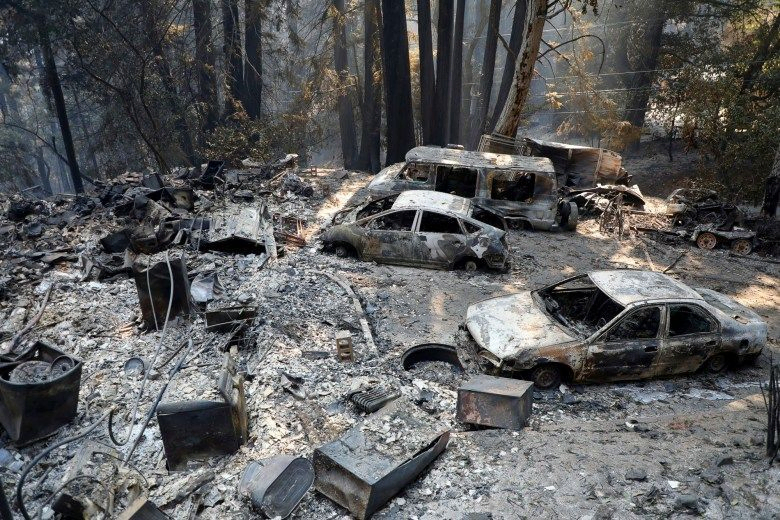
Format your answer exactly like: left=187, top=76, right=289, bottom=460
left=465, top=270, right=766, bottom=389
left=366, top=146, right=578, bottom=231
left=322, top=191, right=509, bottom=271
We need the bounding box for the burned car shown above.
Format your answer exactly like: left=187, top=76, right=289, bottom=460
left=465, top=270, right=766, bottom=389
left=322, top=191, right=509, bottom=271
left=366, top=146, right=578, bottom=231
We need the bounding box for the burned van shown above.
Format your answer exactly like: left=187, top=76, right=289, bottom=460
left=366, top=146, right=578, bottom=231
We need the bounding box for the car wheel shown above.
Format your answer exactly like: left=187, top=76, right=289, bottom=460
left=463, top=259, right=479, bottom=272
left=704, top=354, right=727, bottom=373
left=531, top=364, right=561, bottom=390
left=334, top=244, right=350, bottom=258
left=696, top=232, right=717, bottom=250
left=730, top=239, right=752, bottom=255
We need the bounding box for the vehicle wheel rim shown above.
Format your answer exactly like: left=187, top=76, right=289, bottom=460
left=696, top=232, right=717, bottom=250
left=335, top=246, right=347, bottom=257
left=465, top=261, right=477, bottom=272
left=731, top=240, right=751, bottom=255
left=536, top=370, right=555, bottom=388
left=708, top=355, right=726, bottom=372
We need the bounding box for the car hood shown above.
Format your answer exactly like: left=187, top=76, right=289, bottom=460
left=367, top=163, right=404, bottom=192
left=465, top=292, right=576, bottom=361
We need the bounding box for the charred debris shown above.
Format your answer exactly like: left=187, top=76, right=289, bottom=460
left=0, top=146, right=776, bottom=519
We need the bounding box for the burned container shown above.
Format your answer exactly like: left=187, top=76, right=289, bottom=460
left=0, top=342, right=82, bottom=445
left=456, top=375, right=533, bottom=430
left=133, top=254, right=192, bottom=330
left=157, top=356, right=247, bottom=471
left=239, top=456, right=314, bottom=518
left=313, top=398, right=449, bottom=519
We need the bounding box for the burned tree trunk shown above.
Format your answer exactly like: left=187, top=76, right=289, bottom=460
left=432, top=0, right=454, bottom=146
left=417, top=0, right=435, bottom=144
left=461, top=3, right=489, bottom=145
left=381, top=0, right=416, bottom=165
left=193, top=0, right=219, bottom=129
left=448, top=0, right=466, bottom=145
left=356, top=0, right=382, bottom=173
left=762, top=143, right=780, bottom=217
left=38, top=22, right=83, bottom=193
left=222, top=0, right=242, bottom=116
left=35, top=147, right=52, bottom=196
left=334, top=0, right=357, bottom=169
left=490, top=0, right=528, bottom=130
left=492, top=0, right=547, bottom=140
left=469, top=0, right=501, bottom=147
left=243, top=0, right=263, bottom=119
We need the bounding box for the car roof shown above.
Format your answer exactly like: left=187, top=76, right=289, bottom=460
left=391, top=190, right=473, bottom=216
left=589, top=270, right=702, bottom=306
left=405, top=146, right=555, bottom=176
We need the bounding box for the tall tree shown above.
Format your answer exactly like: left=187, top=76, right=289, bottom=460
left=333, top=0, right=357, bottom=168
left=222, top=0, right=242, bottom=115
left=243, top=0, right=263, bottom=119
left=490, top=0, right=528, bottom=130
left=461, top=2, right=489, bottom=143
left=38, top=21, right=83, bottom=193
left=417, top=0, right=435, bottom=144
left=193, top=0, right=219, bottom=129
left=432, top=0, right=454, bottom=145
left=492, top=0, right=547, bottom=140
left=356, top=0, right=382, bottom=172
left=448, top=0, right=466, bottom=144
left=381, top=0, right=416, bottom=164
left=470, top=0, right=501, bottom=147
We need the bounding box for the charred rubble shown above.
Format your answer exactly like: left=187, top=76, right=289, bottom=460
left=0, top=152, right=776, bottom=519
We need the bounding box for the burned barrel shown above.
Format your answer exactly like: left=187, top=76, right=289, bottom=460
left=0, top=342, right=82, bottom=445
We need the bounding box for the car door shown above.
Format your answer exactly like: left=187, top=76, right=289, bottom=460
left=361, top=209, right=422, bottom=265
left=582, top=305, right=664, bottom=382
left=656, top=303, right=720, bottom=376
left=414, top=211, right=470, bottom=268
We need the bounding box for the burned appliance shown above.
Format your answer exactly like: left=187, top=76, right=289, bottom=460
left=133, top=254, right=192, bottom=330
left=156, top=356, right=247, bottom=471
left=456, top=375, right=533, bottom=430
left=313, top=398, right=449, bottom=519
left=239, top=455, right=314, bottom=518
left=0, top=342, right=82, bottom=445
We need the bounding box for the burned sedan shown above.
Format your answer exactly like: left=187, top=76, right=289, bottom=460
left=322, top=191, right=509, bottom=271
left=466, top=270, right=766, bottom=389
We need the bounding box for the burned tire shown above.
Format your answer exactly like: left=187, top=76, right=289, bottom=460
left=696, top=232, right=717, bottom=250
left=463, top=259, right=479, bottom=272
left=531, top=364, right=561, bottom=390
left=704, top=354, right=727, bottom=373
left=730, top=239, right=752, bottom=255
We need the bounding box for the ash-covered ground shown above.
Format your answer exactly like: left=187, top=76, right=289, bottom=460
left=0, top=166, right=777, bottom=519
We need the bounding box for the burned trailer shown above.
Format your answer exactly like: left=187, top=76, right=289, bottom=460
left=523, top=138, right=628, bottom=188
left=366, top=146, right=578, bottom=231
left=465, top=270, right=767, bottom=389
left=322, top=191, right=510, bottom=272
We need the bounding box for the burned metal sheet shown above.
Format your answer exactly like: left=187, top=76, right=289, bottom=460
left=197, top=160, right=226, bottom=189
left=133, top=254, right=192, bottom=330
left=117, top=496, right=169, bottom=519
left=157, top=356, right=247, bottom=471
left=456, top=375, right=533, bottom=430
left=313, top=398, right=449, bottom=519
left=239, top=455, right=314, bottom=518
left=196, top=206, right=274, bottom=255
left=0, top=342, right=82, bottom=445
left=401, top=343, right=463, bottom=371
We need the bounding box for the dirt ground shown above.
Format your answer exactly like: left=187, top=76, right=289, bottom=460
left=0, top=167, right=778, bottom=519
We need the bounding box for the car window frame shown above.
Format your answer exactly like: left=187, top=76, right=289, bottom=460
left=415, top=210, right=464, bottom=235
left=361, top=209, right=420, bottom=232
left=460, top=218, right=483, bottom=235
left=597, top=304, right=664, bottom=343
left=664, top=302, right=719, bottom=338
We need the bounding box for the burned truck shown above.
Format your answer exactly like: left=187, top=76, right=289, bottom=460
left=366, top=146, right=578, bottom=231
left=466, top=270, right=767, bottom=389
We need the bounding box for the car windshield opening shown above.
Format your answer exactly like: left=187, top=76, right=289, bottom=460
left=537, top=275, right=624, bottom=336
left=356, top=195, right=398, bottom=220
left=471, top=206, right=506, bottom=230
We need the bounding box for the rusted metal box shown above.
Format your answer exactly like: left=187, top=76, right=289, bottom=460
left=0, top=342, right=82, bottom=445
left=133, top=254, right=192, bottom=330
left=156, top=357, right=247, bottom=471
left=313, top=399, right=449, bottom=519
left=456, top=375, right=533, bottom=430
left=239, top=455, right=314, bottom=518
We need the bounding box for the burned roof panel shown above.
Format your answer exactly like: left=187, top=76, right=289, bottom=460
left=391, top=190, right=473, bottom=215
left=405, top=146, right=555, bottom=176
left=589, top=270, right=702, bottom=306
